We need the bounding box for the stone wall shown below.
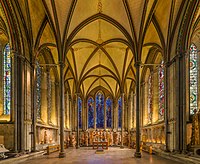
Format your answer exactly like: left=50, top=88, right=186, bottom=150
left=0, top=124, right=14, bottom=149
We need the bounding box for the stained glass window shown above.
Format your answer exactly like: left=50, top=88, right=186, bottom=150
left=148, top=74, right=152, bottom=124
left=78, top=97, right=82, bottom=128
left=36, top=61, right=42, bottom=118
left=159, top=61, right=164, bottom=120
left=3, top=44, right=11, bottom=115
left=96, top=91, right=104, bottom=128
left=118, top=97, right=122, bottom=128
left=88, top=97, right=94, bottom=128
left=190, top=44, right=198, bottom=115
left=106, top=98, right=112, bottom=128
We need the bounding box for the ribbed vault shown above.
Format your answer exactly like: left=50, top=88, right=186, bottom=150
left=1, top=0, right=189, bottom=99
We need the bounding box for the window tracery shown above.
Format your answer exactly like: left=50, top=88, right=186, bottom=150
left=96, top=91, right=104, bottom=128
left=106, top=97, right=112, bottom=128
left=159, top=61, right=164, bottom=120
left=190, top=44, right=198, bottom=115
left=78, top=97, right=82, bottom=128
left=36, top=61, right=42, bottom=118
left=118, top=97, right=122, bottom=128
left=3, top=44, right=11, bottom=115
left=148, top=74, right=153, bottom=124
left=88, top=97, right=94, bottom=128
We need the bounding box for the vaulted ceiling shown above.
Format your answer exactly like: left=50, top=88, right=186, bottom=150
left=0, top=0, right=199, bottom=99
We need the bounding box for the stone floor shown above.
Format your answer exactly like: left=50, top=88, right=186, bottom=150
left=19, top=147, right=182, bottom=164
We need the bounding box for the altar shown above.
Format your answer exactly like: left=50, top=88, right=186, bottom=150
left=93, top=141, right=108, bottom=150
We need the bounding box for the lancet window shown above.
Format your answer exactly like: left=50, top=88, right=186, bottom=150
left=118, top=97, right=122, bottom=128
left=36, top=61, right=42, bottom=118
left=189, top=44, right=198, bottom=115
left=96, top=91, right=104, bottom=128
left=106, top=97, right=112, bottom=128
left=3, top=44, right=11, bottom=115
left=158, top=61, right=164, bottom=120
left=148, top=74, right=153, bottom=124
left=78, top=97, right=82, bottom=128
left=88, top=97, right=94, bottom=128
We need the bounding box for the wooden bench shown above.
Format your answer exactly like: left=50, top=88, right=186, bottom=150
left=46, top=143, right=67, bottom=155
left=93, top=141, right=108, bottom=150
left=142, top=144, right=152, bottom=154
left=47, top=145, right=60, bottom=155
left=0, top=144, right=9, bottom=158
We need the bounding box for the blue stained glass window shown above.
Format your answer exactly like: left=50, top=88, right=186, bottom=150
left=106, top=98, right=112, bottom=128
left=78, top=97, right=82, bottom=128
left=159, top=61, right=164, bottom=120
left=88, top=97, right=94, bottom=128
left=36, top=61, right=42, bottom=118
left=118, top=97, right=122, bottom=128
left=3, top=44, right=11, bottom=115
left=96, top=91, right=104, bottom=128
left=148, top=74, right=152, bottom=124
left=190, top=44, right=198, bottom=115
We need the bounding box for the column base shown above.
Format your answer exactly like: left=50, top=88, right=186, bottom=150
left=134, top=152, right=142, bottom=158
left=164, top=149, right=170, bottom=153
left=120, top=145, right=124, bottom=149
left=76, top=145, right=80, bottom=149
left=59, top=152, right=65, bottom=158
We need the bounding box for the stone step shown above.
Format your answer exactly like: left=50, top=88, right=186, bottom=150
left=0, top=151, right=44, bottom=164
left=153, top=149, right=200, bottom=164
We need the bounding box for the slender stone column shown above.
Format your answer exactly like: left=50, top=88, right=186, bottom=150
left=94, top=100, right=97, bottom=130
left=69, top=96, right=72, bottom=130
left=17, top=55, right=25, bottom=153
left=32, top=64, right=36, bottom=152
left=113, top=100, right=117, bottom=130
left=59, top=62, right=65, bottom=158
left=121, top=92, right=124, bottom=148
left=104, top=99, right=106, bottom=130
left=175, top=55, right=182, bottom=152
left=76, top=93, right=80, bottom=148
left=11, top=51, right=18, bottom=152
left=164, top=62, right=170, bottom=152
left=134, top=61, right=142, bottom=158
left=84, top=102, right=87, bottom=130
left=182, top=53, right=187, bottom=153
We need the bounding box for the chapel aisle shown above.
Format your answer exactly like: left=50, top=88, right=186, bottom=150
left=18, top=147, right=182, bottom=164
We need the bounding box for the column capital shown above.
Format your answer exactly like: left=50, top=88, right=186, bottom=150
left=120, top=92, right=125, bottom=96
left=164, top=61, right=170, bottom=68
left=59, top=61, right=65, bottom=68
left=75, top=92, right=81, bottom=96
left=11, top=52, right=26, bottom=62
left=55, top=82, right=59, bottom=86
left=134, top=61, right=142, bottom=67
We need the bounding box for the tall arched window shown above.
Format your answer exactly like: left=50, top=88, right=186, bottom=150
left=159, top=61, right=164, bottom=120
left=96, top=91, right=104, bottom=128
left=88, top=97, right=94, bottom=128
left=148, top=74, right=153, bottom=124
left=3, top=44, right=11, bottom=115
left=106, top=97, right=112, bottom=128
left=118, top=97, right=122, bottom=128
left=78, top=97, right=82, bottom=128
left=190, top=44, right=198, bottom=115
left=36, top=61, right=42, bottom=118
